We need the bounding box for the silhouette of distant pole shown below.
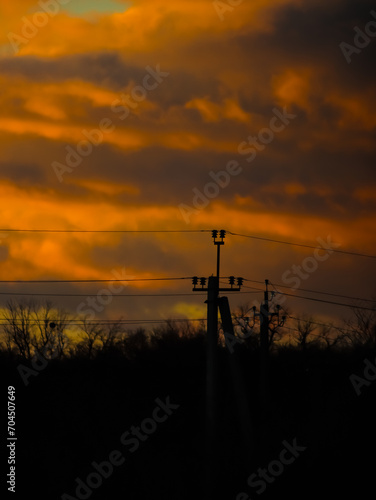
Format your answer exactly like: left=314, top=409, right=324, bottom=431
left=259, top=279, right=270, bottom=407
left=205, top=275, right=219, bottom=498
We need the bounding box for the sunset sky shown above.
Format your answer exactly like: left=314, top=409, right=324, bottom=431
left=0, top=0, right=375, bottom=330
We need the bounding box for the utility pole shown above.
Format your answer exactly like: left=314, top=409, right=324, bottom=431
left=192, top=229, right=243, bottom=499
left=259, top=279, right=270, bottom=407
left=260, top=279, right=270, bottom=357
left=257, top=279, right=286, bottom=408
left=214, top=229, right=224, bottom=278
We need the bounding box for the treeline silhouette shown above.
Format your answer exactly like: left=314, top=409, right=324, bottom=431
left=2, top=299, right=376, bottom=361
left=2, top=299, right=376, bottom=500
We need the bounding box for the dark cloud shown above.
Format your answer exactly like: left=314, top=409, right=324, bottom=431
left=0, top=52, right=144, bottom=90
left=0, top=162, right=47, bottom=184
left=89, top=234, right=192, bottom=274
left=233, top=0, right=376, bottom=86
left=0, top=51, right=223, bottom=108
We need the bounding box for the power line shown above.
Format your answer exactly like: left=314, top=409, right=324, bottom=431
left=269, top=282, right=374, bottom=303
left=0, top=318, right=207, bottom=325
left=0, top=291, right=261, bottom=297
left=2, top=227, right=375, bottom=259
left=0, top=277, right=192, bottom=283
left=287, top=315, right=367, bottom=337
left=270, top=289, right=333, bottom=336
left=235, top=286, right=264, bottom=293
left=0, top=274, right=371, bottom=306
left=262, top=289, right=345, bottom=337
left=278, top=315, right=356, bottom=338
left=267, top=280, right=375, bottom=311
left=0, top=278, right=370, bottom=305
left=245, top=278, right=374, bottom=303
left=287, top=316, right=334, bottom=329
left=0, top=292, right=207, bottom=297
left=278, top=291, right=375, bottom=312
left=273, top=290, right=375, bottom=311
left=0, top=229, right=211, bottom=234
left=227, top=231, right=376, bottom=259
left=238, top=279, right=265, bottom=285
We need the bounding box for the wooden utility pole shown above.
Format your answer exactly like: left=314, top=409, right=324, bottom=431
left=192, top=230, right=243, bottom=499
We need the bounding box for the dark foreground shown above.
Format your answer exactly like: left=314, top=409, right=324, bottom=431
left=2, top=336, right=376, bottom=500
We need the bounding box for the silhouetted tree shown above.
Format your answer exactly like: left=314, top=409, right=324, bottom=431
left=229, top=302, right=288, bottom=351
left=120, top=327, right=150, bottom=358
left=1, top=300, right=34, bottom=359
left=179, top=319, right=206, bottom=339
left=31, top=301, right=71, bottom=358
left=341, top=305, right=376, bottom=348
left=0, top=300, right=72, bottom=359
left=75, top=319, right=103, bottom=358
left=150, top=319, right=182, bottom=349
left=97, top=320, right=124, bottom=353
left=294, top=315, right=319, bottom=350
left=318, top=322, right=344, bottom=349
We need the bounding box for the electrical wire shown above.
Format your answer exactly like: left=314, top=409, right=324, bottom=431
left=227, top=231, right=376, bottom=259
left=0, top=292, right=206, bottom=297
left=0, top=318, right=207, bottom=325
left=0, top=290, right=261, bottom=297
left=272, top=290, right=375, bottom=311
left=268, top=282, right=374, bottom=303
left=1, top=227, right=375, bottom=259
left=0, top=229, right=211, bottom=234
left=268, top=283, right=365, bottom=337
left=245, top=278, right=374, bottom=304
left=0, top=277, right=192, bottom=283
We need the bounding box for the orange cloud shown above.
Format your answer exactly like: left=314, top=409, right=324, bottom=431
left=353, top=186, right=376, bottom=202
left=273, top=69, right=312, bottom=111
left=185, top=97, right=251, bottom=123
left=0, top=0, right=303, bottom=59
left=69, top=178, right=140, bottom=196
left=0, top=0, right=375, bottom=326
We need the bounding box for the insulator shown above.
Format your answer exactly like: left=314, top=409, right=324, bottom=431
left=212, top=230, right=218, bottom=239
left=192, top=276, right=198, bottom=286
left=220, top=229, right=226, bottom=239
left=229, top=276, right=235, bottom=285
left=237, top=277, right=244, bottom=287
left=200, top=277, right=207, bottom=286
